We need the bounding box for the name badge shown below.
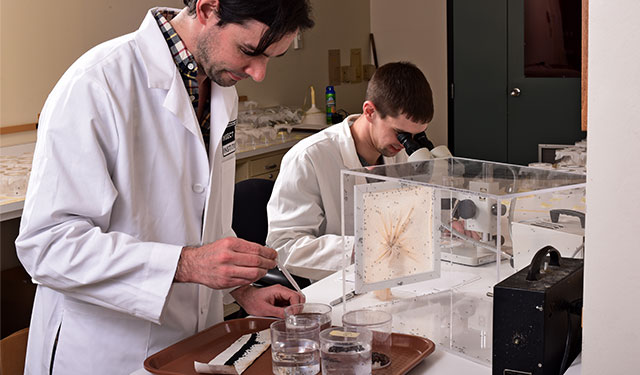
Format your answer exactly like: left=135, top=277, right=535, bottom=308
left=222, top=119, right=236, bottom=157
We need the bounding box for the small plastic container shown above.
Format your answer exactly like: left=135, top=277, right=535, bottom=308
left=342, top=309, right=393, bottom=369
left=319, top=327, right=371, bottom=375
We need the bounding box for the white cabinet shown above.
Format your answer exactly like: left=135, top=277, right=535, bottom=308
left=235, top=149, right=287, bottom=182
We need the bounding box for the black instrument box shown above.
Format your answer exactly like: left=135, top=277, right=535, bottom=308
left=493, top=247, right=583, bottom=375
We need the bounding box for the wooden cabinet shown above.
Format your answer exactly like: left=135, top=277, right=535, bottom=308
left=234, top=130, right=315, bottom=182
left=235, top=149, right=288, bottom=182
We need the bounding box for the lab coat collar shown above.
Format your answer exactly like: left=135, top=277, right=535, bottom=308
left=134, top=8, right=204, bottom=148
left=338, top=115, right=365, bottom=170
left=135, top=8, right=179, bottom=91
left=338, top=114, right=398, bottom=169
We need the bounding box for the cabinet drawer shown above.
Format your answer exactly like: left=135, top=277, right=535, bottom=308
left=249, top=154, right=282, bottom=176
left=253, top=170, right=279, bottom=181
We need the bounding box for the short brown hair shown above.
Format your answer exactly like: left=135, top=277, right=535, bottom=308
left=365, top=62, right=434, bottom=124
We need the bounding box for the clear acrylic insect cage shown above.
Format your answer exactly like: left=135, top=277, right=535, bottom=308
left=340, top=157, right=586, bottom=366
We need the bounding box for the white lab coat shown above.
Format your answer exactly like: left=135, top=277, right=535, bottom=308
left=266, top=115, right=407, bottom=280
left=15, top=8, right=238, bottom=374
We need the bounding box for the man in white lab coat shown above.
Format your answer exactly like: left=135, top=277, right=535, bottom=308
left=15, top=1, right=313, bottom=374
left=266, top=62, right=435, bottom=280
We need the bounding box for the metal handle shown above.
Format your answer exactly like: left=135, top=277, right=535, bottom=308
left=550, top=209, right=586, bottom=229
left=264, top=163, right=277, bottom=170
left=510, top=88, right=521, bottom=97
left=526, top=246, right=561, bottom=281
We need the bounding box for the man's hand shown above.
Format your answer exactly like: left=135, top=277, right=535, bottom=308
left=450, top=220, right=482, bottom=240
left=175, top=237, right=277, bottom=289
left=231, top=285, right=306, bottom=318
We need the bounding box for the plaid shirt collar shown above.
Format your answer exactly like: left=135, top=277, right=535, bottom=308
left=153, top=9, right=199, bottom=104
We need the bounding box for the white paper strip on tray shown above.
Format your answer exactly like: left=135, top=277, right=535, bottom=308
left=194, top=328, right=271, bottom=374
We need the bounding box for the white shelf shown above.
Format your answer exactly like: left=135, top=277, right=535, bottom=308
left=0, top=198, right=25, bottom=221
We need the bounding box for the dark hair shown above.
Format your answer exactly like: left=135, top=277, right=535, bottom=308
left=365, top=61, right=434, bottom=124
left=184, top=0, right=314, bottom=56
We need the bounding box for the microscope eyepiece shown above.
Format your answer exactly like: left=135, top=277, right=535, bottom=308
left=414, top=132, right=435, bottom=150
left=396, top=132, right=422, bottom=155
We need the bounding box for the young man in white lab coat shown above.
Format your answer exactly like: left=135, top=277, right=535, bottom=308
left=15, top=1, right=313, bottom=374
left=266, top=62, right=435, bottom=281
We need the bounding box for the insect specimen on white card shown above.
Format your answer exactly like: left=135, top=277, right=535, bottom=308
left=375, top=206, right=419, bottom=263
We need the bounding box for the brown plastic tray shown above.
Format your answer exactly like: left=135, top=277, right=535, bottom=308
left=144, top=317, right=435, bottom=375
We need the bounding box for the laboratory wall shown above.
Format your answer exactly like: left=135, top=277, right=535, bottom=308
left=583, top=0, right=640, bottom=373
left=0, top=1, right=184, bottom=146
left=370, top=0, right=448, bottom=147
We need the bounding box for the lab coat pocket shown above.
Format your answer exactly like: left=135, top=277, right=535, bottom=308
left=53, top=297, right=150, bottom=374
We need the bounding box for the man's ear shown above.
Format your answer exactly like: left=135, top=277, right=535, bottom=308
left=362, top=101, right=376, bottom=121
left=196, top=0, right=220, bottom=26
